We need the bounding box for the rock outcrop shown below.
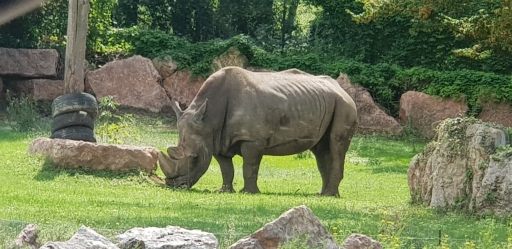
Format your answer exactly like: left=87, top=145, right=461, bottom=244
left=211, top=46, right=248, bottom=72
left=399, top=91, right=468, bottom=139
left=162, top=70, right=206, bottom=106
left=9, top=206, right=387, bottom=249
left=116, top=226, right=218, bottom=249
left=341, top=233, right=382, bottom=249
left=40, top=226, right=118, bottom=249
left=408, top=117, right=512, bottom=215
left=229, top=205, right=339, bottom=249
left=86, top=56, right=171, bottom=113
left=337, top=73, right=402, bottom=135
left=477, top=101, right=512, bottom=128
left=29, top=138, right=159, bottom=173
left=13, top=79, right=63, bottom=100
left=0, top=48, right=59, bottom=78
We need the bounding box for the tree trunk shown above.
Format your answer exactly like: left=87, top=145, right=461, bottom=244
left=64, top=0, right=90, bottom=94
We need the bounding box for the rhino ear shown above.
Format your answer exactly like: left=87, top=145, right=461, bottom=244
left=193, top=99, right=208, bottom=125
left=168, top=146, right=185, bottom=160
left=170, top=98, right=184, bottom=120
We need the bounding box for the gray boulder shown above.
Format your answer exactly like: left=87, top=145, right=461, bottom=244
left=341, top=233, right=382, bottom=249
left=229, top=205, right=339, bottom=249
left=39, top=226, right=118, bottom=249
left=116, top=226, right=218, bottom=249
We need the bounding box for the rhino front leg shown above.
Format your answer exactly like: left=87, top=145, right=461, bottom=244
left=240, top=142, right=263, bottom=194
left=214, top=154, right=235, bottom=193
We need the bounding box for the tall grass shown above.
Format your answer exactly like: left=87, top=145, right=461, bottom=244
left=0, top=115, right=511, bottom=248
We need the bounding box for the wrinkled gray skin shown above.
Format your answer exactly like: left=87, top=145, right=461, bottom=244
left=159, top=66, right=357, bottom=196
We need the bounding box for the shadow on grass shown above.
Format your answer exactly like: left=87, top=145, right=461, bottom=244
left=33, top=158, right=145, bottom=181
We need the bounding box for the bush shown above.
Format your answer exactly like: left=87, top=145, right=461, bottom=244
left=5, top=95, right=41, bottom=132
left=95, top=96, right=140, bottom=144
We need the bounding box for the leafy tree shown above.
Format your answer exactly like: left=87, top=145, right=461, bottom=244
left=348, top=0, right=510, bottom=56
left=213, top=0, right=275, bottom=38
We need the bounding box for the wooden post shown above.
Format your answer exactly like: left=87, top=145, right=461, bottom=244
left=64, top=0, right=90, bottom=94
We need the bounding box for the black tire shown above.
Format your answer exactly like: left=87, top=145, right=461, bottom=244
left=51, top=111, right=95, bottom=133
left=52, top=93, right=98, bottom=119
left=51, top=125, right=97, bottom=142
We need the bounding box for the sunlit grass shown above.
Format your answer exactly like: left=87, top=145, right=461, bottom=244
left=0, top=116, right=511, bottom=248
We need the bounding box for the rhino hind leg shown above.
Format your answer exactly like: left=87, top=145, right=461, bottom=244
left=312, top=108, right=356, bottom=197
left=311, top=136, right=332, bottom=194
left=239, top=141, right=264, bottom=194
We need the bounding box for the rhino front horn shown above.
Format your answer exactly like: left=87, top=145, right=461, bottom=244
left=158, top=152, right=178, bottom=179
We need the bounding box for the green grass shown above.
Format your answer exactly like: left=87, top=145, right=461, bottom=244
left=0, top=116, right=511, bottom=248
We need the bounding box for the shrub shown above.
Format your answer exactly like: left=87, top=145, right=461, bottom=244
left=95, top=96, right=140, bottom=144
left=5, top=95, right=41, bottom=132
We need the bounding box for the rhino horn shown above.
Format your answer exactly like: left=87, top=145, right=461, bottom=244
left=170, top=98, right=184, bottom=120
left=158, top=151, right=178, bottom=178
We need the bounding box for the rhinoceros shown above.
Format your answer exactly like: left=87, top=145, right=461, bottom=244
left=158, top=66, right=357, bottom=196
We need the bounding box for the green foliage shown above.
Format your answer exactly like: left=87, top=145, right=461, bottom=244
left=95, top=96, right=140, bottom=144
left=5, top=95, right=41, bottom=133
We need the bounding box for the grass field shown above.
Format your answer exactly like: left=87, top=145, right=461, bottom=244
left=0, top=115, right=511, bottom=248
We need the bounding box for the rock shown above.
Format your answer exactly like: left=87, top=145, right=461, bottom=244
left=0, top=48, right=59, bottom=78
left=229, top=205, right=339, bottom=249
left=211, top=46, right=248, bottom=72
left=399, top=91, right=468, bottom=139
left=13, top=79, right=64, bottom=100
left=341, top=233, right=382, bottom=249
left=408, top=117, right=512, bottom=215
left=8, top=224, right=39, bottom=249
left=337, top=74, right=402, bottom=135
left=29, top=137, right=158, bottom=173
left=40, top=226, right=118, bottom=249
left=86, top=55, right=171, bottom=113
left=116, top=226, right=218, bottom=249
left=162, top=70, right=206, bottom=106
left=152, top=56, right=179, bottom=79
left=477, top=101, right=512, bottom=127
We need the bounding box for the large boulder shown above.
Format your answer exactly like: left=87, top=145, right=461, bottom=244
left=116, top=226, right=218, bottom=249
left=229, top=205, right=339, bottom=249
left=399, top=91, right=468, bottom=139
left=162, top=70, right=206, bottom=106
left=408, top=117, right=512, bottom=215
left=337, top=74, right=402, bottom=135
left=211, top=46, right=248, bottom=72
left=29, top=138, right=159, bottom=173
left=152, top=56, right=179, bottom=79
left=86, top=56, right=171, bottom=113
left=0, top=48, right=59, bottom=78
left=12, top=79, right=63, bottom=100
left=40, top=226, right=118, bottom=249
left=477, top=101, right=512, bottom=127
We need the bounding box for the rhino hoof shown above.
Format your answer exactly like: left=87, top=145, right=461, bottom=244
left=215, top=185, right=236, bottom=193
left=240, top=188, right=260, bottom=194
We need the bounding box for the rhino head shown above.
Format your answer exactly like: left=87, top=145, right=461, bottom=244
left=159, top=99, right=213, bottom=189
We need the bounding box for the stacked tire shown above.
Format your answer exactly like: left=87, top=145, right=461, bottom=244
left=50, top=93, right=98, bottom=142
